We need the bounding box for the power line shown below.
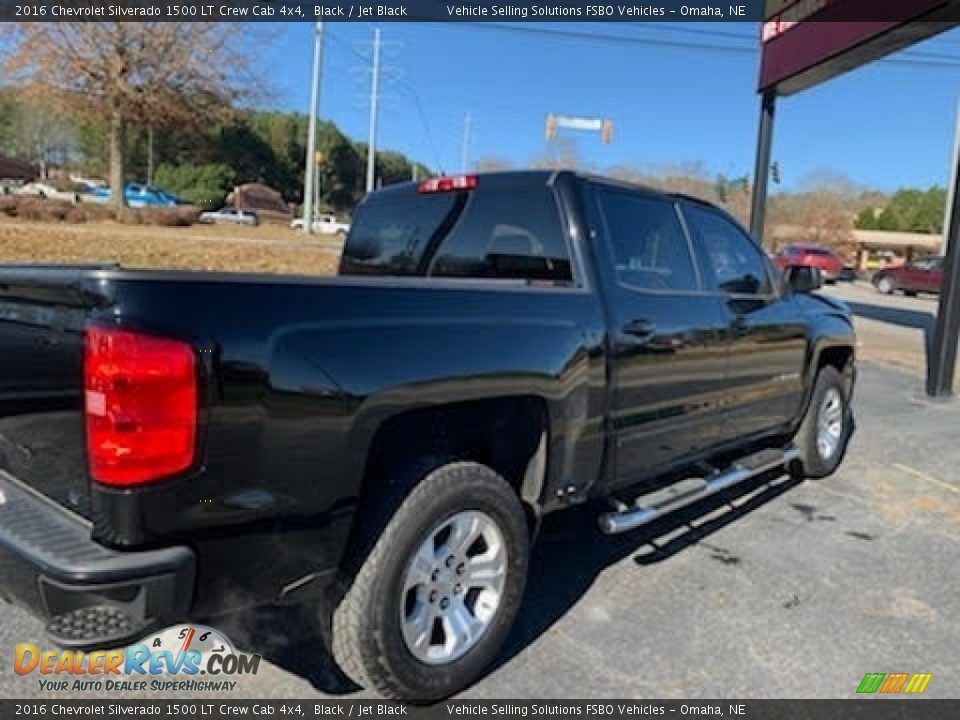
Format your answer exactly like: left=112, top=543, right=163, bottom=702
left=326, top=30, right=444, bottom=173
left=441, top=22, right=960, bottom=69
left=453, top=22, right=757, bottom=55
left=616, top=21, right=960, bottom=63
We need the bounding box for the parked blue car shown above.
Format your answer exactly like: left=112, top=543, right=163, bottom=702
left=86, top=183, right=185, bottom=207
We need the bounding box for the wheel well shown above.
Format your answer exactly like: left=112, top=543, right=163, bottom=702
left=818, top=346, right=853, bottom=375
left=817, top=345, right=855, bottom=396
left=364, top=396, right=546, bottom=498
left=346, top=397, right=547, bottom=556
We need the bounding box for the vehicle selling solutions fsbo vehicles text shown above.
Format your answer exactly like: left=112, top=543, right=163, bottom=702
left=445, top=5, right=745, bottom=18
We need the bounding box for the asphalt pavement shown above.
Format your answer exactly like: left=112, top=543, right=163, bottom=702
left=824, top=281, right=943, bottom=384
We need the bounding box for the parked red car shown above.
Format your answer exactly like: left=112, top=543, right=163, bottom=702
left=772, top=244, right=846, bottom=283
left=872, top=255, right=944, bottom=296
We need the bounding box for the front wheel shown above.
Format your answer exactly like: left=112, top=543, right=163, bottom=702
left=876, top=276, right=895, bottom=295
left=792, top=366, right=852, bottom=479
left=331, top=461, right=529, bottom=701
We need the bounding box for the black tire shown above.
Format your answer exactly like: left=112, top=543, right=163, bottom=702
left=792, top=366, right=852, bottom=479
left=904, top=290, right=918, bottom=297
left=331, top=461, right=529, bottom=702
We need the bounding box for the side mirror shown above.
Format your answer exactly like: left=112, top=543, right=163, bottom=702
left=783, top=265, right=823, bottom=294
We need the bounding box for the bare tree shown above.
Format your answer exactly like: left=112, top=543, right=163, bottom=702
left=531, top=138, right=589, bottom=171
left=3, top=23, right=262, bottom=208
left=474, top=156, right=515, bottom=172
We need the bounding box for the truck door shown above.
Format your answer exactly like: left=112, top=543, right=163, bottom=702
left=589, top=186, right=733, bottom=490
left=680, top=202, right=807, bottom=439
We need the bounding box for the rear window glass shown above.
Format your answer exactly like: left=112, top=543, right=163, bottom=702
left=340, top=180, right=573, bottom=282
left=339, top=193, right=460, bottom=276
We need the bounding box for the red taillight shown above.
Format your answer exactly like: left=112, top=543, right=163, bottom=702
left=417, top=175, right=477, bottom=194
left=84, top=326, right=197, bottom=486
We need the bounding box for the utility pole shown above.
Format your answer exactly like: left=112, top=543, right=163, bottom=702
left=460, top=112, right=472, bottom=174
left=147, top=125, right=154, bottom=185
left=303, top=22, right=325, bottom=235
left=942, top=100, right=960, bottom=256
left=365, top=27, right=382, bottom=194
left=749, top=92, right=777, bottom=247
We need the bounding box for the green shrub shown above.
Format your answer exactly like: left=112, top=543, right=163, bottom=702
left=178, top=187, right=226, bottom=209
left=154, top=163, right=236, bottom=201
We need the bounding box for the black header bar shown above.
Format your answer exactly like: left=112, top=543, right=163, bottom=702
left=4, top=0, right=960, bottom=22
left=0, top=700, right=957, bottom=720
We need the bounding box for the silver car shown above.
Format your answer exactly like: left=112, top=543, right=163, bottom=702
left=199, top=207, right=260, bottom=227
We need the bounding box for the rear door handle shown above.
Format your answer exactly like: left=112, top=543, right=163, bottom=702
left=624, top=318, right=656, bottom=339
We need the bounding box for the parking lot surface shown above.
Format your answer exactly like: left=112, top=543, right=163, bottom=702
left=827, top=281, right=945, bottom=385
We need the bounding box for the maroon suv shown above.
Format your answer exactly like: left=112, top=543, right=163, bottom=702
left=772, top=244, right=846, bottom=283
left=872, top=256, right=944, bottom=296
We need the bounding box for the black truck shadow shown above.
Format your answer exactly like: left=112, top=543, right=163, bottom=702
left=215, top=468, right=803, bottom=696
left=494, top=469, right=802, bottom=668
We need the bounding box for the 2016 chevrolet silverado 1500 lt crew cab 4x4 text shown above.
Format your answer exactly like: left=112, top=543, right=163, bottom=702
left=0, top=171, right=855, bottom=701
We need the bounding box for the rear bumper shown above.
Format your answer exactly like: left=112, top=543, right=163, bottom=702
left=0, top=469, right=194, bottom=646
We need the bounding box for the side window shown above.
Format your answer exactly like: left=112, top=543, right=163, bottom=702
left=683, top=204, right=773, bottom=295
left=429, top=187, right=572, bottom=282
left=597, top=190, right=698, bottom=292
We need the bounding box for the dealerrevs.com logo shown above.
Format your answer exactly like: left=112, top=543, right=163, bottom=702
left=15, top=625, right=260, bottom=693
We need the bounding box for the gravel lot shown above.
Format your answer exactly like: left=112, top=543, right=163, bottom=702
left=1, top=281, right=958, bottom=700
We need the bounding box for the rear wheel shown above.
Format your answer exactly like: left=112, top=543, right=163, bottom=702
left=876, top=276, right=895, bottom=295
left=792, top=366, right=851, bottom=479
left=331, top=461, right=529, bottom=701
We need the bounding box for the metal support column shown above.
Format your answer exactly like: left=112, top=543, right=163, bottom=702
left=749, top=92, right=777, bottom=247
left=926, top=149, right=960, bottom=396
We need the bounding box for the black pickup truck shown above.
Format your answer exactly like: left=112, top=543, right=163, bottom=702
left=0, top=171, right=855, bottom=700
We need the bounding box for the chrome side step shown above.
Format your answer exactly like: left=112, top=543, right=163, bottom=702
left=598, top=446, right=800, bottom=535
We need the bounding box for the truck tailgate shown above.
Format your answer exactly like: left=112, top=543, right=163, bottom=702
left=0, top=266, right=113, bottom=520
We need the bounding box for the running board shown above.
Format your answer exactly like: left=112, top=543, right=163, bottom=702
left=598, top=446, right=800, bottom=535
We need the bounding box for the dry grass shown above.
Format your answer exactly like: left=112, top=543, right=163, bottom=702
left=0, top=197, right=203, bottom=226
left=0, top=219, right=340, bottom=276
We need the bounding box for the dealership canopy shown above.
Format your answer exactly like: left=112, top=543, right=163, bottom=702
left=748, top=0, right=960, bottom=397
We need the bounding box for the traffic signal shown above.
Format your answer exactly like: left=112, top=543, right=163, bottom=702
left=545, top=114, right=557, bottom=141
left=601, top=119, right=613, bottom=145
left=771, top=161, right=781, bottom=184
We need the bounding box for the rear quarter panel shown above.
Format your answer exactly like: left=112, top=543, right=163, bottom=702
left=87, top=273, right=607, bottom=610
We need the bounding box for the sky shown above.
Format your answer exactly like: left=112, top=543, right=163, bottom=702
left=256, top=22, right=960, bottom=192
